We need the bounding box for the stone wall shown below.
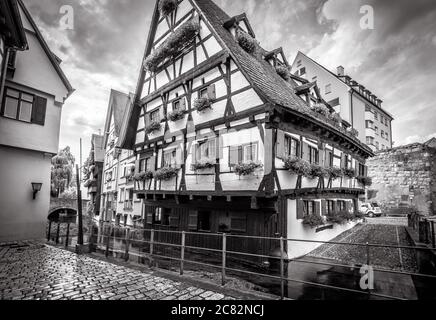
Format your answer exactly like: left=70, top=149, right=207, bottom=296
left=367, top=142, right=436, bottom=216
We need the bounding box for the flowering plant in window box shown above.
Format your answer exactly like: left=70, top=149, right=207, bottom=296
left=275, top=65, right=291, bottom=81
left=194, top=97, right=212, bottom=113
left=303, top=214, right=325, bottom=228
left=236, top=30, right=256, bottom=54
left=158, top=0, right=178, bottom=17
left=346, top=127, right=359, bottom=138
left=154, top=167, right=179, bottom=181
left=284, top=157, right=312, bottom=177
left=343, top=168, right=356, bottom=179
left=327, top=210, right=354, bottom=225
left=357, top=176, right=372, bottom=187
left=145, top=121, right=162, bottom=134
left=144, top=19, right=200, bottom=72
left=234, top=161, right=263, bottom=176
left=328, top=112, right=342, bottom=127
left=134, top=171, right=154, bottom=182
left=312, top=104, right=330, bottom=117
left=326, top=166, right=343, bottom=180
left=308, top=163, right=329, bottom=179
left=167, top=109, right=185, bottom=122
left=192, top=160, right=215, bottom=171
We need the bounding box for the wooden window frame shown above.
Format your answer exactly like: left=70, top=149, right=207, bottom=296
left=1, top=87, right=34, bottom=123
left=163, top=148, right=177, bottom=168
left=228, top=142, right=259, bottom=167
left=195, top=138, right=216, bottom=163
left=285, top=135, right=300, bottom=158
left=308, top=146, right=319, bottom=164
left=150, top=108, right=160, bottom=123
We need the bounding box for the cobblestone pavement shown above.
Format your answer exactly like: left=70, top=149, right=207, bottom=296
left=0, top=241, right=238, bottom=301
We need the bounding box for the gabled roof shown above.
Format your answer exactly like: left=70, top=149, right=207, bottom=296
left=17, top=0, right=74, bottom=97
left=0, top=0, right=28, bottom=50
left=103, top=89, right=134, bottom=146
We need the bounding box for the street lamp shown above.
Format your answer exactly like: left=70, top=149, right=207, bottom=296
left=32, top=182, right=43, bottom=200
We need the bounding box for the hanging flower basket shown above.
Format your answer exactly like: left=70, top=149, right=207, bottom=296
left=276, top=65, right=291, bottom=81
left=194, top=97, right=212, bottom=113
left=357, top=176, right=373, bottom=187
left=158, top=0, right=178, bottom=17
left=284, top=158, right=312, bottom=177
left=144, top=19, right=200, bottom=72
left=167, top=110, right=185, bottom=122
left=234, top=161, right=263, bottom=176
left=326, top=166, right=343, bottom=180
left=236, top=30, right=256, bottom=54
left=145, top=121, right=162, bottom=134
left=192, top=160, right=215, bottom=171
left=154, top=167, right=179, bottom=181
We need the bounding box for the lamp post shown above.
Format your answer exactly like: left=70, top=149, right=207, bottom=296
left=76, top=164, right=84, bottom=245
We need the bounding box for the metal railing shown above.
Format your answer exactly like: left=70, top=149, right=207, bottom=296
left=47, top=222, right=436, bottom=300
left=409, top=212, right=436, bottom=248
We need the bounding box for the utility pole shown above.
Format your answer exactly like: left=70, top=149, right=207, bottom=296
left=80, top=138, right=83, bottom=182
left=76, top=164, right=84, bottom=245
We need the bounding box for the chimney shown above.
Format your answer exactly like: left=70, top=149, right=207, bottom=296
left=337, top=66, right=344, bottom=76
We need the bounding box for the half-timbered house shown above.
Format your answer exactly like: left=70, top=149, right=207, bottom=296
left=118, top=0, right=374, bottom=259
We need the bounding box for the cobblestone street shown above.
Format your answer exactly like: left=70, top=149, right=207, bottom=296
left=0, top=242, right=239, bottom=301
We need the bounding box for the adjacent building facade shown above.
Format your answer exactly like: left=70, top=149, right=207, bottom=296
left=118, top=0, right=373, bottom=259
left=0, top=0, right=73, bottom=241
left=100, top=90, right=143, bottom=228
left=291, top=52, right=394, bottom=152
left=84, top=134, right=105, bottom=217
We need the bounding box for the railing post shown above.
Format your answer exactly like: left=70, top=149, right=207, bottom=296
left=150, top=229, right=155, bottom=267
left=105, top=226, right=112, bottom=258
left=180, top=231, right=186, bottom=276
left=56, top=223, right=60, bottom=244
left=222, top=233, right=227, bottom=286
left=124, top=229, right=130, bottom=262
left=366, top=242, right=371, bottom=299
left=280, top=237, right=285, bottom=300
left=47, top=221, right=52, bottom=241
left=65, top=223, right=70, bottom=248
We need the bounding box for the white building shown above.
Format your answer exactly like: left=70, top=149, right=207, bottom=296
left=100, top=90, right=143, bottom=228
left=0, top=0, right=73, bottom=241
left=291, top=52, right=394, bottom=152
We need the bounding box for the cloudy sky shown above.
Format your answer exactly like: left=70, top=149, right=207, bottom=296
left=22, top=0, right=436, bottom=163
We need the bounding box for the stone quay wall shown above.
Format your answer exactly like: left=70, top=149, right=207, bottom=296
left=367, top=143, right=436, bottom=216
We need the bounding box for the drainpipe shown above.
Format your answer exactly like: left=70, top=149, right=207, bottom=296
left=350, top=89, right=355, bottom=128
left=0, top=47, right=11, bottom=104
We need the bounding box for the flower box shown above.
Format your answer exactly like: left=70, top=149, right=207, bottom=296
left=234, top=161, right=263, bottom=176
left=194, top=97, right=212, bottom=113
left=167, top=110, right=185, bottom=122
left=145, top=121, right=162, bottom=134
left=154, top=167, right=179, bottom=181
left=192, top=160, right=215, bottom=171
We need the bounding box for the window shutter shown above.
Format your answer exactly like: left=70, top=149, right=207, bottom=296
left=135, top=159, right=140, bottom=174
left=296, top=199, right=305, bottom=220
left=364, top=165, right=368, bottom=177
left=146, top=207, right=153, bottom=225
left=321, top=200, right=327, bottom=216
left=159, top=106, right=164, bottom=121
left=315, top=201, right=321, bottom=216
left=31, top=96, right=47, bottom=126
left=207, top=84, right=216, bottom=100
left=229, top=146, right=238, bottom=166
left=354, top=160, right=359, bottom=177
left=188, top=211, right=198, bottom=230
left=218, top=136, right=224, bottom=160
left=169, top=213, right=179, bottom=227
left=145, top=112, right=151, bottom=127
left=276, top=131, right=285, bottom=159
left=302, top=142, right=310, bottom=162
left=176, top=147, right=183, bottom=166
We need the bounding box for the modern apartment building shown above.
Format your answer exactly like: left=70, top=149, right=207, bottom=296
left=117, top=0, right=374, bottom=258
left=100, top=90, right=143, bottom=228
left=0, top=0, right=73, bottom=241
left=291, top=52, right=394, bottom=152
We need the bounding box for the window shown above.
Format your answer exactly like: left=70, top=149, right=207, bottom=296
left=358, top=163, right=366, bottom=177
left=381, top=115, right=384, bottom=124
left=198, top=210, right=211, bottom=232
left=325, top=84, right=332, bottom=95
left=7, top=49, right=17, bottom=68
left=285, top=136, right=300, bottom=158
left=173, top=99, right=181, bottom=112
left=229, top=142, right=258, bottom=166
left=327, top=150, right=334, bottom=167
left=2, top=88, right=33, bottom=122
left=365, top=120, right=373, bottom=129
left=161, top=208, right=171, bottom=226
left=308, top=146, right=319, bottom=164
left=337, top=201, right=346, bottom=211
left=163, top=149, right=177, bottom=167
left=299, top=67, right=306, bottom=76
left=196, top=139, right=216, bottom=162
left=304, top=201, right=316, bottom=216
left=366, top=136, right=374, bottom=145
left=374, top=112, right=378, bottom=120
left=154, top=208, right=162, bottom=224
left=199, top=87, right=208, bottom=99
left=230, top=212, right=247, bottom=233
left=376, top=141, right=379, bottom=150
left=297, top=60, right=302, bottom=67
left=375, top=126, right=379, bottom=135
left=381, top=130, right=385, bottom=139
left=365, top=105, right=372, bottom=112
left=150, top=109, right=160, bottom=122
left=312, top=76, right=317, bottom=81
left=327, top=201, right=335, bottom=215
left=385, top=119, right=389, bottom=126
left=119, top=188, right=124, bottom=203
left=140, top=157, right=154, bottom=172
left=382, top=144, right=385, bottom=150
left=385, top=132, right=389, bottom=141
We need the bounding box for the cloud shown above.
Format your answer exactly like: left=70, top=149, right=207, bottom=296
left=21, top=0, right=436, bottom=161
